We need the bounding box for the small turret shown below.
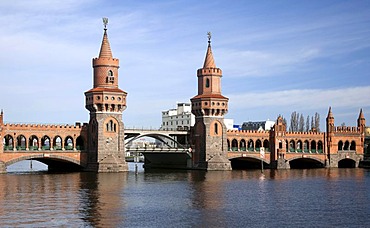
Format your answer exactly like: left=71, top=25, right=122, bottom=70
left=326, top=107, right=334, bottom=132
left=357, top=108, right=366, bottom=133
left=275, top=115, right=286, bottom=133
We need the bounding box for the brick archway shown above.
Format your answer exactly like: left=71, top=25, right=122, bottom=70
left=5, top=154, right=84, bottom=167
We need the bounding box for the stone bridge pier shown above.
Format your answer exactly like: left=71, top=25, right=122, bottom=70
left=329, top=153, right=363, bottom=168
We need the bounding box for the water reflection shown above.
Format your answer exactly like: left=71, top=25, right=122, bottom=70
left=189, top=171, right=228, bottom=227
left=78, top=172, right=129, bottom=227
left=0, top=168, right=369, bottom=227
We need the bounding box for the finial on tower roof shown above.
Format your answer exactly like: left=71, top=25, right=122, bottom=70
left=207, top=31, right=212, bottom=44
left=103, top=17, right=108, bottom=30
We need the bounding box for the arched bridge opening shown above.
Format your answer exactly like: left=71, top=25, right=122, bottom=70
left=289, top=158, right=325, bottom=169
left=125, top=133, right=188, bottom=151
left=5, top=155, right=84, bottom=173
left=230, top=157, right=269, bottom=170
left=338, top=159, right=356, bottom=168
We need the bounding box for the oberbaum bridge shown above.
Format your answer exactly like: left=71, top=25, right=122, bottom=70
left=1, top=19, right=369, bottom=173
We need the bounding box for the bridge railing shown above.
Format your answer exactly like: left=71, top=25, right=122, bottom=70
left=126, top=147, right=191, bottom=153
left=2, top=146, right=84, bottom=152
left=4, top=146, right=13, bottom=150
left=125, top=127, right=189, bottom=131
left=126, top=144, right=191, bottom=150
left=287, top=149, right=324, bottom=154
left=228, top=147, right=270, bottom=152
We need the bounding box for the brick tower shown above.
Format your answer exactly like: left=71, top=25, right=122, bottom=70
left=190, top=33, right=231, bottom=170
left=84, top=18, right=128, bottom=172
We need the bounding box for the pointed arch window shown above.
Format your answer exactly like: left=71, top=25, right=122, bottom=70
left=205, top=78, right=210, bottom=88
left=107, top=70, right=114, bottom=84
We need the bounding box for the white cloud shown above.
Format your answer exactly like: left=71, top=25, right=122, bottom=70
left=229, top=86, right=370, bottom=110
left=217, top=47, right=322, bottom=78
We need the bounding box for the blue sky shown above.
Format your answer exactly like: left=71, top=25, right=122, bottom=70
left=0, top=0, right=369, bottom=129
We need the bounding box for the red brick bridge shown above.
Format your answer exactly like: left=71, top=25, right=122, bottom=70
left=225, top=111, right=366, bottom=169
left=0, top=119, right=88, bottom=172
left=0, top=110, right=366, bottom=172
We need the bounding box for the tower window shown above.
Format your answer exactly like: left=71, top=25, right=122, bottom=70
left=214, top=122, right=218, bottom=135
left=206, top=78, right=210, bottom=88
left=107, top=70, right=114, bottom=84
left=106, top=120, right=117, bottom=132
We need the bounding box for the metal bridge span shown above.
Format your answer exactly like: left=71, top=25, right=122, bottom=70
left=124, top=128, right=190, bottom=150
left=124, top=129, right=192, bottom=169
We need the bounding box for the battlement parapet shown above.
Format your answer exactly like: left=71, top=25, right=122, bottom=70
left=227, top=129, right=269, bottom=136
left=286, top=131, right=324, bottom=136
left=197, top=68, right=222, bottom=75
left=332, top=126, right=360, bottom=133
left=93, top=57, right=119, bottom=66
left=3, top=122, right=88, bottom=130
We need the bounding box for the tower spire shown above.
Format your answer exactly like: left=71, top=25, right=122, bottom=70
left=359, top=108, right=364, bottom=119
left=203, top=32, right=216, bottom=69
left=99, top=17, right=113, bottom=58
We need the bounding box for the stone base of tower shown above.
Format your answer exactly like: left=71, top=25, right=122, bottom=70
left=270, top=158, right=291, bottom=169
left=197, top=154, right=232, bottom=171
left=85, top=154, right=128, bottom=172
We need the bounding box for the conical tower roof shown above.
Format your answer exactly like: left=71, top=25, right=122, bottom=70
left=359, top=108, right=365, bottom=119
left=203, top=33, right=216, bottom=68
left=98, top=28, right=113, bottom=58
left=203, top=43, right=216, bottom=68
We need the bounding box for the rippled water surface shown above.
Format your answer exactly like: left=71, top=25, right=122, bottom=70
left=1, top=165, right=370, bottom=227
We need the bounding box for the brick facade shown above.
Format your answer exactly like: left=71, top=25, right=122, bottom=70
left=225, top=109, right=365, bottom=169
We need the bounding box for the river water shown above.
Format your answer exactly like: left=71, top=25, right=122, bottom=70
left=1, top=164, right=370, bottom=227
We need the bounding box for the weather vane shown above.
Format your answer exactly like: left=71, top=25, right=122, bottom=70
left=103, top=17, right=108, bottom=29
left=207, top=31, right=212, bottom=43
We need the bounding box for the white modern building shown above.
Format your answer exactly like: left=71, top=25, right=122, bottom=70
left=241, top=120, right=275, bottom=131
left=161, top=102, right=235, bottom=131
left=161, top=103, right=195, bottom=131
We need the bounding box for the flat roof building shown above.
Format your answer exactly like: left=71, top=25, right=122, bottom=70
left=242, top=120, right=275, bottom=131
